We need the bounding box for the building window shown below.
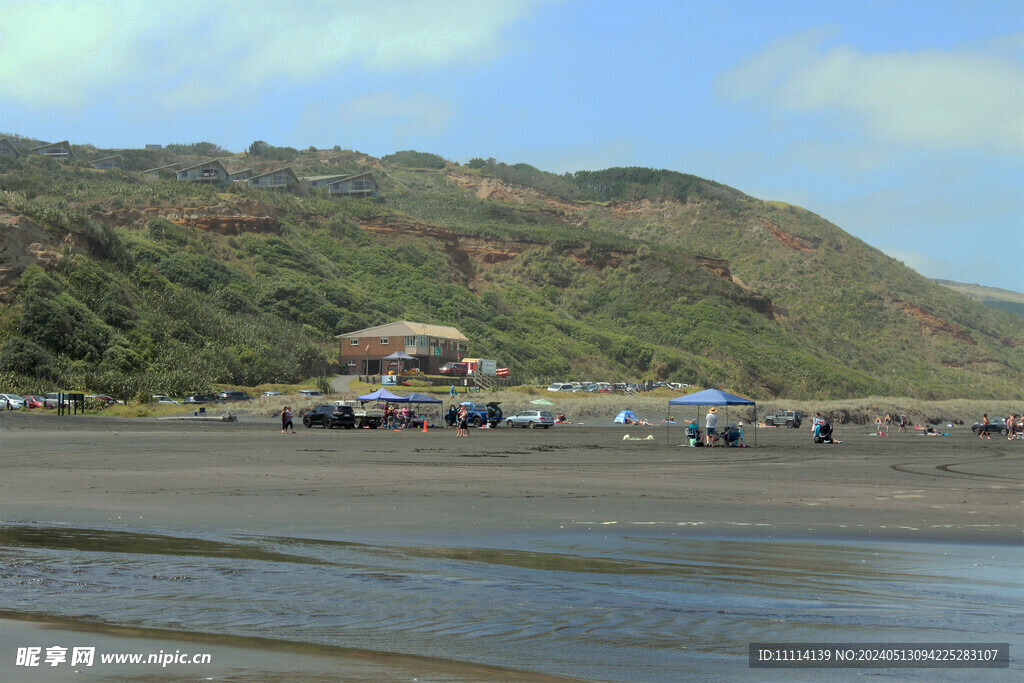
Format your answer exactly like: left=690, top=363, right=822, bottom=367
left=347, top=360, right=356, bottom=366
left=379, top=337, right=389, bottom=345
left=349, top=338, right=360, bottom=346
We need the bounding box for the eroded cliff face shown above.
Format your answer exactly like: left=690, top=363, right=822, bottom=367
left=97, top=199, right=281, bottom=235
left=0, top=208, right=108, bottom=300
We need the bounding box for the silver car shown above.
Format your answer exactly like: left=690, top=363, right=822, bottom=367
left=506, top=410, right=555, bottom=429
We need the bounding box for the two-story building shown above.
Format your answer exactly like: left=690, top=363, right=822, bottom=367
left=327, top=172, right=380, bottom=199
left=176, top=159, right=232, bottom=186
left=90, top=155, right=121, bottom=169
left=248, top=167, right=298, bottom=189
left=0, top=138, right=21, bottom=158
left=336, top=321, right=468, bottom=375
left=31, top=140, right=74, bottom=160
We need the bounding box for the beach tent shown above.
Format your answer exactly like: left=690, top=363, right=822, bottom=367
left=614, top=409, right=638, bottom=424
left=357, top=387, right=408, bottom=402
left=404, top=392, right=442, bottom=404
left=667, top=388, right=757, bottom=445
left=382, top=350, right=417, bottom=374
left=529, top=398, right=554, bottom=406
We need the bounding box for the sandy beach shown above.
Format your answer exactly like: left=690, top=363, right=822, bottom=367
left=2, top=411, right=1020, bottom=543
left=2, top=411, right=1022, bottom=680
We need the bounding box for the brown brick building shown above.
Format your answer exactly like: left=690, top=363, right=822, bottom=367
left=336, top=321, right=469, bottom=375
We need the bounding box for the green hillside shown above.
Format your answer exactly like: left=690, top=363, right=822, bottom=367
left=0, top=139, right=1021, bottom=400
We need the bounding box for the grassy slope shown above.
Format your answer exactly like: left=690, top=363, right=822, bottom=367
left=0, top=147, right=1021, bottom=401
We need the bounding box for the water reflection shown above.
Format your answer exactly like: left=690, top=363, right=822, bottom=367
left=2, top=524, right=1020, bottom=680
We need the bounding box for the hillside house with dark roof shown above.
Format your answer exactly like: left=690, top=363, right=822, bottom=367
left=176, top=159, right=231, bottom=186
left=327, top=172, right=380, bottom=198
left=142, top=162, right=181, bottom=177
left=90, top=155, right=121, bottom=169
left=303, top=174, right=350, bottom=188
left=248, top=167, right=298, bottom=189
left=0, top=138, right=21, bottom=158
left=31, top=140, right=73, bottom=160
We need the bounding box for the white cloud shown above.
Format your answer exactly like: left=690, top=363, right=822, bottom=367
left=0, top=0, right=531, bottom=110
left=718, top=30, right=1024, bottom=154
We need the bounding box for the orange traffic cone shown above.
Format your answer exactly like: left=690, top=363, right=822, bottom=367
left=422, top=418, right=428, bottom=433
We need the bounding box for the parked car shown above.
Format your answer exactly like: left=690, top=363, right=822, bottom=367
left=505, top=410, right=554, bottom=429
left=972, top=417, right=1008, bottom=436
left=1, top=393, right=24, bottom=409
left=439, top=362, right=468, bottom=376
left=20, top=395, right=47, bottom=409
left=763, top=410, right=802, bottom=428
left=184, top=394, right=216, bottom=404
left=298, top=389, right=323, bottom=397
left=302, top=404, right=356, bottom=429
left=217, top=390, right=253, bottom=401
left=260, top=391, right=284, bottom=398
left=86, top=394, right=120, bottom=406
left=152, top=395, right=181, bottom=404
left=546, top=383, right=573, bottom=392
left=459, top=401, right=503, bottom=428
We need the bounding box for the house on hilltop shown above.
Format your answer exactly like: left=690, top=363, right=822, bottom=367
left=142, top=162, right=181, bottom=177
left=327, top=172, right=380, bottom=198
left=90, top=155, right=121, bottom=169
left=0, top=138, right=21, bottom=158
left=303, top=174, right=350, bottom=188
left=248, top=167, right=298, bottom=189
left=336, top=321, right=468, bottom=375
left=31, top=140, right=74, bottom=160
left=176, top=159, right=231, bottom=186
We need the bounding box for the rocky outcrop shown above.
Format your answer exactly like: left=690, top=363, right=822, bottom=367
left=900, top=303, right=975, bottom=344
left=98, top=199, right=280, bottom=235
left=756, top=217, right=821, bottom=251
left=446, top=172, right=588, bottom=226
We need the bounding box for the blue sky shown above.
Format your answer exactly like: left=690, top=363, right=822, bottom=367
left=2, top=0, right=1022, bottom=292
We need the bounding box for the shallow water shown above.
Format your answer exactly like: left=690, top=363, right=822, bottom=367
left=1, top=524, right=1021, bottom=680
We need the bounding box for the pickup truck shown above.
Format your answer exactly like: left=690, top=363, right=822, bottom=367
left=333, top=399, right=384, bottom=429
left=763, top=410, right=802, bottom=428
left=459, top=401, right=503, bottom=428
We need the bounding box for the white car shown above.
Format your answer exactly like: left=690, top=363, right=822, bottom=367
left=298, top=389, right=323, bottom=397
left=152, top=395, right=181, bottom=404
left=1, top=393, right=25, bottom=409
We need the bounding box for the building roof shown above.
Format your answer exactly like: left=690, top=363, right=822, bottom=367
left=336, top=320, right=468, bottom=342
left=249, top=166, right=297, bottom=181
left=327, top=171, right=377, bottom=187
left=91, top=155, right=120, bottom=163
left=303, top=174, right=350, bottom=182
left=142, top=162, right=181, bottom=174
left=177, top=158, right=231, bottom=173
left=30, top=140, right=71, bottom=152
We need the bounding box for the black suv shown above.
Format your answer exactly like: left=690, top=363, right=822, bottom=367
left=763, top=410, right=802, bottom=428
left=217, top=390, right=253, bottom=401
left=303, top=404, right=356, bottom=429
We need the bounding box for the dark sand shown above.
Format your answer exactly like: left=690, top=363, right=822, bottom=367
left=2, top=411, right=1021, bottom=544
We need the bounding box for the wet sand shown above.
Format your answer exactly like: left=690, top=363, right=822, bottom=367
left=2, top=411, right=1021, bottom=544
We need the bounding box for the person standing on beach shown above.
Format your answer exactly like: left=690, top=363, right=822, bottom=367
left=898, top=414, right=907, bottom=433
left=980, top=414, right=990, bottom=439
left=705, top=407, right=718, bottom=447
left=281, top=406, right=294, bottom=434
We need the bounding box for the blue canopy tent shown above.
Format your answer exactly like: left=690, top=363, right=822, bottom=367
left=404, top=392, right=442, bottom=404
left=357, top=387, right=408, bottom=403
left=667, top=389, right=757, bottom=445
left=382, top=350, right=417, bottom=375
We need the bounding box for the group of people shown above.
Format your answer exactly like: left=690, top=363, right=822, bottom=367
left=698, top=408, right=744, bottom=447
left=980, top=413, right=1023, bottom=440
left=452, top=404, right=470, bottom=437
left=383, top=403, right=419, bottom=429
